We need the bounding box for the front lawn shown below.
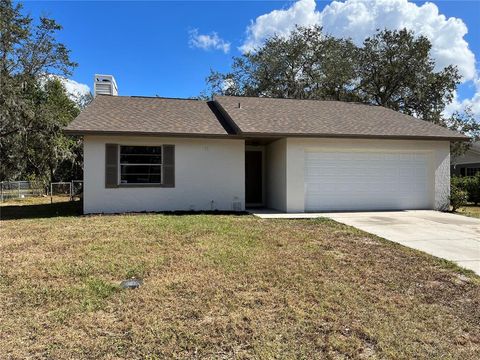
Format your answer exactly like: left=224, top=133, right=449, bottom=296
left=1, top=199, right=479, bottom=358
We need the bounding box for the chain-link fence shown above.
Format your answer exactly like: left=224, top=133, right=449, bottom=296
left=1, top=180, right=83, bottom=203
left=72, top=180, right=83, bottom=199
left=0, top=181, right=46, bottom=202
left=50, top=181, right=83, bottom=203
left=50, top=182, right=72, bottom=202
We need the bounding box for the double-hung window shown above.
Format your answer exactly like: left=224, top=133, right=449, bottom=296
left=120, top=146, right=163, bottom=184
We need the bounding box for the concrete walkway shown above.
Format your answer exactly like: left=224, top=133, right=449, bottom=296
left=252, top=210, right=480, bottom=275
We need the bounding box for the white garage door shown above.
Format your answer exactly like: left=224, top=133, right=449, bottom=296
left=304, top=151, right=432, bottom=211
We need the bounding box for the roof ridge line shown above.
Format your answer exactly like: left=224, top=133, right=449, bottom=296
left=98, top=94, right=202, bottom=101
left=215, top=95, right=376, bottom=105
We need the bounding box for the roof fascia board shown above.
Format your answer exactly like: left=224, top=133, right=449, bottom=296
left=63, top=130, right=239, bottom=139
left=64, top=129, right=468, bottom=142
left=239, top=132, right=469, bottom=141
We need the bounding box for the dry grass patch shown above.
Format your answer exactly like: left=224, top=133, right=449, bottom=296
left=457, top=204, right=480, bottom=219
left=0, top=200, right=479, bottom=358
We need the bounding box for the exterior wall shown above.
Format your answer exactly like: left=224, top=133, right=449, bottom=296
left=285, top=138, right=451, bottom=212
left=432, top=142, right=451, bottom=211
left=83, top=136, right=245, bottom=214
left=265, top=139, right=287, bottom=211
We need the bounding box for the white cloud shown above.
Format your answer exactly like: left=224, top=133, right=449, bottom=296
left=319, top=0, right=475, bottom=81
left=240, top=0, right=320, bottom=53
left=43, top=74, right=91, bottom=101
left=467, top=79, right=480, bottom=116
left=445, top=78, right=480, bottom=119
left=60, top=78, right=91, bottom=99
left=240, top=0, right=479, bottom=118
left=189, top=29, right=230, bottom=53
left=222, top=78, right=236, bottom=92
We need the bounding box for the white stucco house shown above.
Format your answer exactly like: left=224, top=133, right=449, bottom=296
left=65, top=76, right=467, bottom=214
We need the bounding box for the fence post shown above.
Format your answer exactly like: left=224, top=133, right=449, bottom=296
left=70, top=181, right=73, bottom=201
left=0, top=182, right=3, bottom=203
left=18, top=181, right=20, bottom=199
left=50, top=183, right=53, bottom=204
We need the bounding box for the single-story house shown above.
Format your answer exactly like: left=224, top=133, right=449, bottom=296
left=451, top=141, right=480, bottom=176
left=65, top=78, right=467, bottom=214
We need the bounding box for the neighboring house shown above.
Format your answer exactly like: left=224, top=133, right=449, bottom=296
left=65, top=75, right=467, bottom=214
left=451, top=141, right=480, bottom=176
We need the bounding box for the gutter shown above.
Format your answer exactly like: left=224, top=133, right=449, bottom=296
left=63, top=128, right=468, bottom=142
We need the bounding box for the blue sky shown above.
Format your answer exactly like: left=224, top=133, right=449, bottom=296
left=21, top=1, right=480, bottom=115
left=22, top=1, right=279, bottom=97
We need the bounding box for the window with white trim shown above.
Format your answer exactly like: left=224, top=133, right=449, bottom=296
left=120, top=146, right=163, bottom=184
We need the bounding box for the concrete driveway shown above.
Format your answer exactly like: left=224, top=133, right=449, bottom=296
left=323, top=211, right=480, bottom=275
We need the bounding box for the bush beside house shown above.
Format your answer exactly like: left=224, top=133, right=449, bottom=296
left=450, top=185, right=469, bottom=212
left=451, top=173, right=480, bottom=211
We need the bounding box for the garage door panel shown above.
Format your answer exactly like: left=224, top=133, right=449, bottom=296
left=304, top=151, right=431, bottom=211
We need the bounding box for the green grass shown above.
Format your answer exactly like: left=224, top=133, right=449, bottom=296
left=0, top=198, right=479, bottom=359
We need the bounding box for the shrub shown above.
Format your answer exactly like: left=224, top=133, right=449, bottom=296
left=466, top=173, right=480, bottom=204
left=452, top=174, right=480, bottom=205
left=450, top=184, right=469, bottom=212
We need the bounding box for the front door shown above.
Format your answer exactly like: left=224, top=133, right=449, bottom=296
left=245, top=150, right=263, bottom=206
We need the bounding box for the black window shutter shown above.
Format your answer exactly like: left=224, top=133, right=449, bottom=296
left=163, top=145, right=175, bottom=187
left=105, top=144, right=119, bottom=188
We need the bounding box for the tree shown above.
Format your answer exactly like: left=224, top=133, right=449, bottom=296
left=0, top=0, right=78, bottom=182
left=52, top=86, right=92, bottom=182
left=24, top=79, right=80, bottom=181
left=206, top=26, right=359, bottom=101
left=357, top=29, right=460, bottom=124
left=205, top=27, right=476, bottom=145
left=445, top=108, right=480, bottom=157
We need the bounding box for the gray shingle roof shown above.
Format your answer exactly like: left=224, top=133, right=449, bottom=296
left=65, top=94, right=467, bottom=141
left=214, top=96, right=467, bottom=141
left=65, top=95, right=229, bottom=136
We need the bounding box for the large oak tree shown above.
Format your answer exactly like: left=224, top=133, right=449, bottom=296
left=206, top=26, right=478, bottom=150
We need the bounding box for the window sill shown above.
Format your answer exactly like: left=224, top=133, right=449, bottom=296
left=118, top=183, right=174, bottom=188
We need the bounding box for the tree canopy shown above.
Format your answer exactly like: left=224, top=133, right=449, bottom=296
left=0, top=0, right=87, bottom=183
left=206, top=26, right=478, bottom=148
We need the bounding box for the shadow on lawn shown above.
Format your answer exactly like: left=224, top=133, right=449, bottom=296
left=0, top=200, right=251, bottom=220
left=92, top=210, right=251, bottom=217
left=0, top=200, right=82, bottom=220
